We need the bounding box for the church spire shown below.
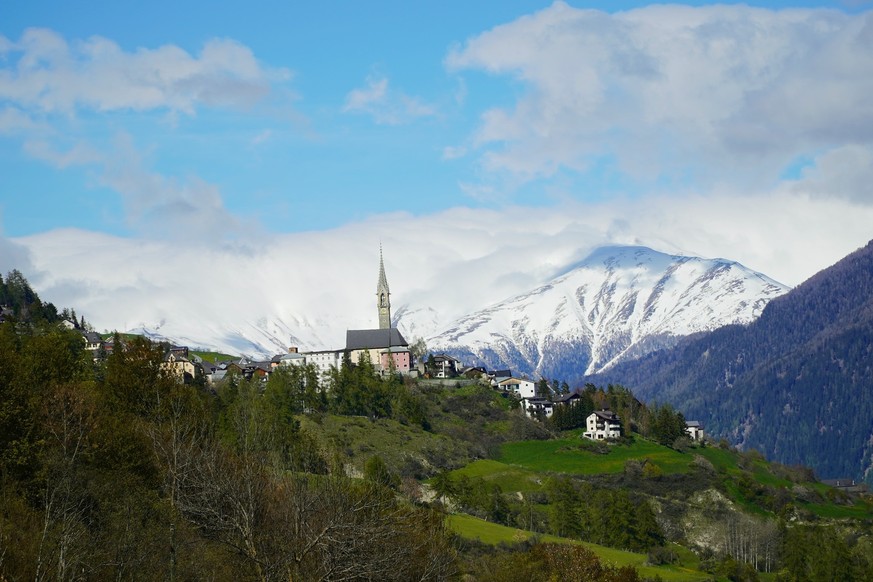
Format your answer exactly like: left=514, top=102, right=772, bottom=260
left=376, top=245, right=391, bottom=329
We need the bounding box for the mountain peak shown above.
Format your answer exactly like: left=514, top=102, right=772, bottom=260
left=425, top=245, right=789, bottom=379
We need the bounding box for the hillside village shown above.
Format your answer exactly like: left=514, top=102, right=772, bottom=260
left=4, top=266, right=873, bottom=581
left=63, top=252, right=707, bottom=444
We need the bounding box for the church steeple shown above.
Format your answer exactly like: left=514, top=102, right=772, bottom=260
left=376, top=245, right=391, bottom=329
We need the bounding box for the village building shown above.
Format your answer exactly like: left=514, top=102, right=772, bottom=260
left=522, top=396, right=554, bottom=419
left=685, top=420, right=705, bottom=441
left=583, top=409, right=622, bottom=440
left=554, top=392, right=584, bottom=406
left=822, top=478, right=869, bottom=494
left=80, top=331, right=104, bottom=361
left=430, top=354, right=461, bottom=378
left=277, top=346, right=306, bottom=367
left=346, top=329, right=410, bottom=374
left=490, top=369, right=513, bottom=385
left=343, top=248, right=411, bottom=376
left=461, top=366, right=488, bottom=380
left=497, top=376, right=536, bottom=399
left=302, top=349, right=344, bottom=378
left=161, top=351, right=196, bottom=382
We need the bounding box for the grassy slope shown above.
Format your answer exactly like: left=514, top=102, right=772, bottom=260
left=299, top=414, right=476, bottom=475
left=495, top=435, right=873, bottom=519
left=285, top=383, right=871, bottom=578
left=499, top=434, right=693, bottom=475
left=448, top=514, right=709, bottom=582
left=190, top=349, right=238, bottom=363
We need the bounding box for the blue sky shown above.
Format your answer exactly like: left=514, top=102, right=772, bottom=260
left=2, top=1, right=873, bottom=338
left=2, top=0, right=870, bottom=237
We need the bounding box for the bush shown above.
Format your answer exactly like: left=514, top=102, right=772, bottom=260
left=577, top=439, right=610, bottom=454
left=363, top=454, right=399, bottom=490
left=642, top=462, right=664, bottom=479
left=647, top=546, right=678, bottom=565
left=625, top=460, right=644, bottom=478
left=691, top=454, right=716, bottom=473
left=672, top=436, right=692, bottom=453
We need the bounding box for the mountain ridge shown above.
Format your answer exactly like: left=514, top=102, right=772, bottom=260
left=424, top=245, right=789, bottom=379
left=118, top=245, right=789, bottom=383
left=587, top=239, right=873, bottom=481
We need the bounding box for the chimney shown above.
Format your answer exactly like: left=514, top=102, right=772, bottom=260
left=288, top=346, right=298, bottom=354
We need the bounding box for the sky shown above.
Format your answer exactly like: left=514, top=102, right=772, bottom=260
left=2, top=0, right=873, bottom=343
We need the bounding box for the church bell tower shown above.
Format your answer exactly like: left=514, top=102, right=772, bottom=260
left=376, top=246, right=391, bottom=329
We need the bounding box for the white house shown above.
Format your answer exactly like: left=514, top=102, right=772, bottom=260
left=522, top=396, right=554, bottom=419
left=583, top=410, right=622, bottom=440
left=498, top=377, right=536, bottom=399
left=278, top=347, right=307, bottom=368
left=685, top=420, right=705, bottom=441
left=300, top=349, right=344, bottom=380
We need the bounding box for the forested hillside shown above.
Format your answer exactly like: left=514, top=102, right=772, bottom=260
left=0, top=273, right=460, bottom=580
left=5, top=269, right=873, bottom=580
left=589, top=240, right=873, bottom=481
left=0, top=270, right=61, bottom=324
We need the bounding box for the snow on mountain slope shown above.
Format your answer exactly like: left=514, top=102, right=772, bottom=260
left=79, top=243, right=787, bottom=372
left=425, top=245, right=789, bottom=379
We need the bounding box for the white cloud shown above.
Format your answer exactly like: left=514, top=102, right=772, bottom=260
left=251, top=129, right=273, bottom=146
left=96, top=134, right=256, bottom=243
left=0, top=236, right=33, bottom=276
left=0, top=28, right=289, bottom=116
left=13, top=187, right=873, bottom=354
left=23, top=139, right=102, bottom=168
left=442, top=145, right=466, bottom=160
left=0, top=106, right=44, bottom=135
left=344, top=75, right=388, bottom=111
left=18, top=132, right=252, bottom=244
left=446, top=3, right=873, bottom=188
left=343, top=74, right=436, bottom=125
left=785, top=145, right=873, bottom=205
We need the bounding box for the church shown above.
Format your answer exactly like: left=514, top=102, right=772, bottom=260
left=344, top=248, right=411, bottom=375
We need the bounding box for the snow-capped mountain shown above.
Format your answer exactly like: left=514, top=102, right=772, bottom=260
left=110, top=244, right=788, bottom=379
left=423, top=245, right=789, bottom=380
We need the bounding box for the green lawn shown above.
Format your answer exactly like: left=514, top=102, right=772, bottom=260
left=190, top=349, right=238, bottom=363
left=499, top=435, right=694, bottom=475
left=694, top=446, right=738, bottom=473
left=448, top=513, right=712, bottom=581
left=450, top=459, right=545, bottom=492
left=802, top=500, right=873, bottom=519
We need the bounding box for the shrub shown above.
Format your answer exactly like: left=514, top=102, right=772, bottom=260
left=647, top=545, right=678, bottom=565
left=642, top=462, right=664, bottom=479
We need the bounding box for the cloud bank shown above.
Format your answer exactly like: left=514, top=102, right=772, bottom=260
left=447, top=2, right=873, bottom=200
left=0, top=28, right=287, bottom=116
left=10, top=185, right=873, bottom=353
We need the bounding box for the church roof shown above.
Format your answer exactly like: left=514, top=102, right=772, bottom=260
left=346, top=328, right=408, bottom=350
left=376, top=246, right=390, bottom=294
